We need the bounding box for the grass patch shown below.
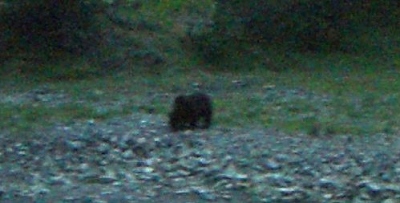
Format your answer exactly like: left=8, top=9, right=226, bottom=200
left=255, top=52, right=400, bottom=136
left=3, top=53, right=399, bottom=136
left=0, top=103, right=122, bottom=133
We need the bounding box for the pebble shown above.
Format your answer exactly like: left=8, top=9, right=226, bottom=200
left=1, top=116, right=400, bottom=203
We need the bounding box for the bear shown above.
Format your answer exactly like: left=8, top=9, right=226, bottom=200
left=169, top=92, right=213, bottom=131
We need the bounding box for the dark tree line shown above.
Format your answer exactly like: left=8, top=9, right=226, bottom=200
left=1, top=0, right=398, bottom=72
left=192, top=0, right=400, bottom=61
left=0, top=0, right=164, bottom=75
left=0, top=0, right=103, bottom=58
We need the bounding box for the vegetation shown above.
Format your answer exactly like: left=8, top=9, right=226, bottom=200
left=208, top=0, right=399, bottom=54
left=0, top=0, right=399, bottom=136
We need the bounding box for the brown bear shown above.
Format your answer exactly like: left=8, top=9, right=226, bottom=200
left=169, top=92, right=213, bottom=131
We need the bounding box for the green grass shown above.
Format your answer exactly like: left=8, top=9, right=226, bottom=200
left=0, top=102, right=123, bottom=133
left=259, top=53, right=400, bottom=135
left=2, top=53, right=400, bottom=136
left=198, top=49, right=400, bottom=136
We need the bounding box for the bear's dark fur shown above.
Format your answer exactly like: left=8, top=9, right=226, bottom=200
left=169, top=92, right=213, bottom=131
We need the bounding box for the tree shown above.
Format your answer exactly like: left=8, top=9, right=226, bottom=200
left=209, top=0, right=399, bottom=53
left=0, top=0, right=101, bottom=57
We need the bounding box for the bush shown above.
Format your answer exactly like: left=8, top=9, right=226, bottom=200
left=0, top=0, right=129, bottom=78
left=0, top=0, right=100, bottom=56
left=198, top=0, right=400, bottom=59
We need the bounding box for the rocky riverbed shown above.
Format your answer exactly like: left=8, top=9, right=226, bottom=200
left=1, top=113, right=400, bottom=203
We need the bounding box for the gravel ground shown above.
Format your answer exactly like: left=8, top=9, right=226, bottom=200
left=1, top=112, right=400, bottom=203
